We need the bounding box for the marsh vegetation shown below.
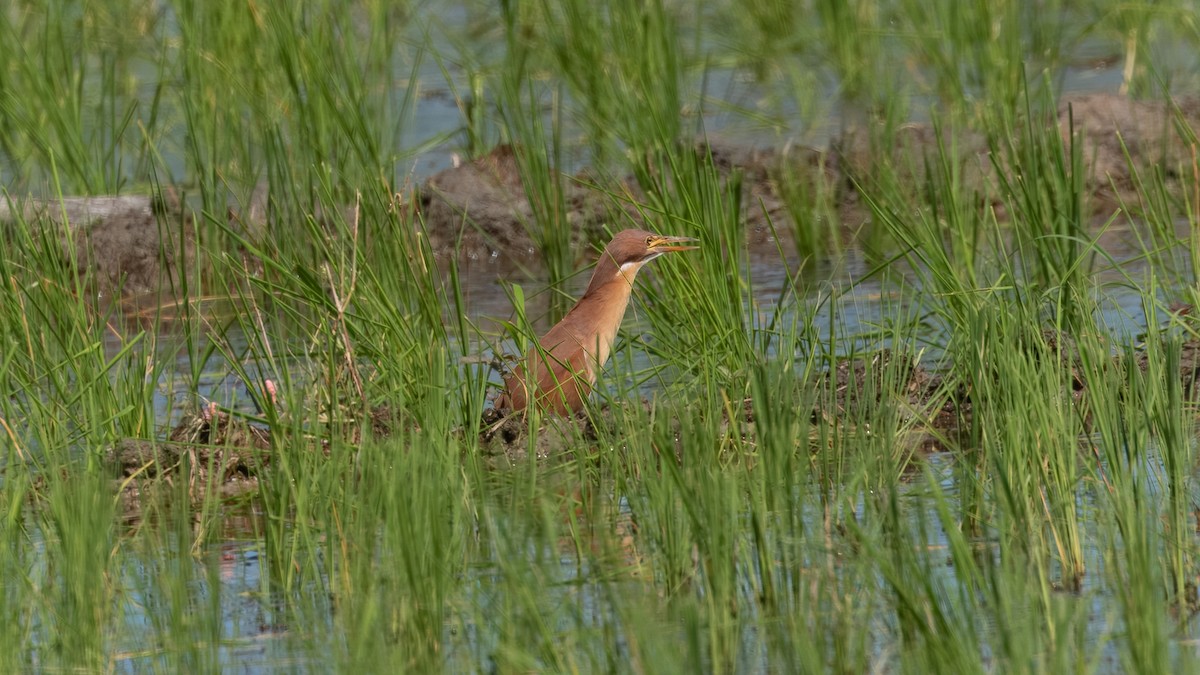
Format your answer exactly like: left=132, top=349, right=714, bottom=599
left=3, top=0, right=1200, bottom=671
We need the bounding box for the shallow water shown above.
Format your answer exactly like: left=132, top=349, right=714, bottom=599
left=77, top=434, right=1200, bottom=672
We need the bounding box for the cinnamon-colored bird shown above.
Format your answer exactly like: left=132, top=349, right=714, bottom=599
left=496, top=229, right=698, bottom=415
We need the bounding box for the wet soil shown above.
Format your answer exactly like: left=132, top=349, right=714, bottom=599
left=477, top=348, right=962, bottom=461
left=7, top=93, right=1195, bottom=297
left=833, top=93, right=1200, bottom=226
left=416, top=144, right=619, bottom=260
left=0, top=190, right=195, bottom=297
left=413, top=92, right=1199, bottom=260
left=475, top=329, right=1200, bottom=461
left=96, top=324, right=1200, bottom=509
left=1063, top=94, right=1200, bottom=199
left=105, top=404, right=271, bottom=509
left=102, top=397, right=407, bottom=511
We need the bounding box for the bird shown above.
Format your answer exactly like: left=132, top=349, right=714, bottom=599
left=495, top=229, right=698, bottom=416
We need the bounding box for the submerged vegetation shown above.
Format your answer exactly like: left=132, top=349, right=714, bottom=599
left=3, top=0, right=1200, bottom=671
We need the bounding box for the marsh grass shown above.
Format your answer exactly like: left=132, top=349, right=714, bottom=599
left=531, top=0, right=683, bottom=165
left=495, top=50, right=575, bottom=318
left=4, top=0, right=1200, bottom=672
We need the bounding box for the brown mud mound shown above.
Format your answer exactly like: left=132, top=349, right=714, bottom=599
left=1062, top=93, right=1200, bottom=199
left=1133, top=335, right=1200, bottom=398
left=106, top=405, right=271, bottom=505
left=821, top=349, right=929, bottom=418
left=478, top=406, right=588, bottom=461
left=479, top=397, right=667, bottom=463
left=16, top=94, right=1196, bottom=294
left=106, top=398, right=411, bottom=510
left=415, top=138, right=844, bottom=262
left=1179, top=339, right=1200, bottom=398
left=108, top=438, right=262, bottom=502
left=708, top=140, right=843, bottom=245
left=479, top=351, right=965, bottom=460
left=817, top=349, right=966, bottom=453
left=416, top=144, right=616, bottom=260
left=0, top=191, right=194, bottom=296
left=835, top=93, right=1200, bottom=223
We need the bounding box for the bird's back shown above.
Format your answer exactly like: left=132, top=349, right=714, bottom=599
left=500, top=327, right=593, bottom=415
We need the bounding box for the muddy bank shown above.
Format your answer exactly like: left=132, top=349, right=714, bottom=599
left=478, top=348, right=961, bottom=460
left=8, top=93, right=1194, bottom=296
left=94, top=325, right=1200, bottom=510
left=422, top=92, right=1200, bottom=260
left=416, top=144, right=621, bottom=260
left=0, top=191, right=194, bottom=296
left=834, top=93, right=1200, bottom=222
left=101, top=396, right=405, bottom=511
left=477, top=328, right=1200, bottom=461
left=1063, top=93, right=1200, bottom=199
left=105, top=404, right=271, bottom=508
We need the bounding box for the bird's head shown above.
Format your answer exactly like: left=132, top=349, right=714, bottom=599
left=605, top=229, right=699, bottom=268
left=585, top=229, right=698, bottom=295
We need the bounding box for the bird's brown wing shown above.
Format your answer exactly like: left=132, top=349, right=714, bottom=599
left=499, top=329, right=593, bottom=415
left=530, top=339, right=592, bottom=415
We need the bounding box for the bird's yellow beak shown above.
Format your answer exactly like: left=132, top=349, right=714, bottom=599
left=649, top=235, right=699, bottom=253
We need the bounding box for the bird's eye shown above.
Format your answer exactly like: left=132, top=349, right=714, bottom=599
left=645, top=236, right=654, bottom=246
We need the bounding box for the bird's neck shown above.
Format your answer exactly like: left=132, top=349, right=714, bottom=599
left=576, top=257, right=646, bottom=371
left=583, top=252, right=644, bottom=298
